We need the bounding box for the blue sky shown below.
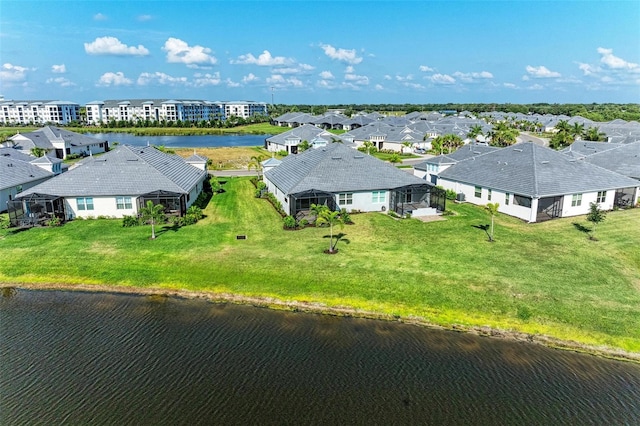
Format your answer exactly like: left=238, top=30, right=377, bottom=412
left=1, top=1, right=639, bottom=105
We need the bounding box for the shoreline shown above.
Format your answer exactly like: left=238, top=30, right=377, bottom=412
left=5, top=282, right=640, bottom=364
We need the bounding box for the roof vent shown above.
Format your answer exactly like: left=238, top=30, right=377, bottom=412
left=514, top=148, right=523, bottom=152
left=331, top=156, right=342, bottom=160
left=541, top=161, right=549, bottom=164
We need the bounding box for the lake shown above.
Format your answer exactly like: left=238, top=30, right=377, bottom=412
left=84, top=132, right=269, bottom=148
left=1, top=289, right=639, bottom=425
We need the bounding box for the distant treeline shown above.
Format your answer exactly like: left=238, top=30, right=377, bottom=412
left=268, top=103, right=640, bottom=122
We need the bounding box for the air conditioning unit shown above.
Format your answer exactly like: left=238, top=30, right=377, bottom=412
left=456, top=193, right=465, bottom=202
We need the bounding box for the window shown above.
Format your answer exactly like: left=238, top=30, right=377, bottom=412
left=488, top=189, right=492, bottom=201
left=505, top=193, right=510, bottom=205
left=571, top=193, right=582, bottom=207
left=77, top=197, right=94, bottom=211
left=513, top=195, right=532, bottom=208
left=596, top=191, right=606, bottom=203
left=474, top=186, right=482, bottom=198
left=338, top=193, right=353, bottom=206
left=116, top=196, right=132, bottom=210
left=372, top=191, right=386, bottom=203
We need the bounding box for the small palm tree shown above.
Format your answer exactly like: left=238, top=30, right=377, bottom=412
left=30, top=147, right=46, bottom=157
left=485, top=202, right=500, bottom=242
left=314, top=205, right=345, bottom=253
left=247, top=155, right=264, bottom=178
left=139, top=200, right=166, bottom=240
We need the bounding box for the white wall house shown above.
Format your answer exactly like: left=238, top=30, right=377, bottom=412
left=435, top=142, right=639, bottom=223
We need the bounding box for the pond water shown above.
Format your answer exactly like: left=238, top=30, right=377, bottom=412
left=84, top=133, right=269, bottom=148
left=1, top=289, right=639, bottom=425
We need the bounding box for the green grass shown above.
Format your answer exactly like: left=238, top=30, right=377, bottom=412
left=2, top=178, right=640, bottom=354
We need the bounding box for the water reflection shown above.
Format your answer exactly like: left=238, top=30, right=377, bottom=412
left=1, top=289, right=639, bottom=425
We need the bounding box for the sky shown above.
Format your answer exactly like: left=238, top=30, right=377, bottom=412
left=1, top=0, right=639, bottom=105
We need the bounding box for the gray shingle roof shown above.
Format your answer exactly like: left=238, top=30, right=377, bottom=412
left=265, top=143, right=426, bottom=195
left=1, top=154, right=53, bottom=190
left=438, top=142, right=639, bottom=198
left=18, top=145, right=207, bottom=198
left=578, top=141, right=640, bottom=179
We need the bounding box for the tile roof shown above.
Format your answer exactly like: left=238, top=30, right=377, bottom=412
left=18, top=145, right=207, bottom=198
left=265, top=143, right=427, bottom=195
left=438, top=142, right=639, bottom=198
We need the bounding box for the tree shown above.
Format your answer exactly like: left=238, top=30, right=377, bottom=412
left=247, top=155, right=264, bottom=178
left=388, top=153, right=402, bottom=164
left=485, top=203, right=499, bottom=242
left=584, top=126, right=606, bottom=142
left=401, top=141, right=412, bottom=153
left=313, top=204, right=345, bottom=253
left=139, top=200, right=166, bottom=240
left=362, top=140, right=376, bottom=155
left=467, top=124, right=484, bottom=142
left=571, top=122, right=585, bottom=141
left=488, top=122, right=519, bottom=147
left=586, top=202, right=606, bottom=240
left=30, top=147, right=46, bottom=157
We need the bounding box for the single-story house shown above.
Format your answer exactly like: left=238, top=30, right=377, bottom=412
left=435, top=142, right=639, bottom=222
left=264, top=124, right=340, bottom=154
left=1, top=148, right=63, bottom=212
left=413, top=144, right=499, bottom=184
left=562, top=141, right=640, bottom=181
left=1, top=126, right=108, bottom=159
left=7, top=145, right=208, bottom=227
left=263, top=143, right=446, bottom=218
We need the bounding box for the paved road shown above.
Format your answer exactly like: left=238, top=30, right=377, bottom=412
left=518, top=132, right=549, bottom=147
left=210, top=169, right=255, bottom=177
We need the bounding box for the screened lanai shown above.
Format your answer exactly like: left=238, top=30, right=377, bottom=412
left=290, top=189, right=338, bottom=219
left=7, top=193, right=65, bottom=228
left=137, top=190, right=186, bottom=216
left=390, top=184, right=446, bottom=217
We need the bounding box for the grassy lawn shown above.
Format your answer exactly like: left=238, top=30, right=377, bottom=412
left=1, top=178, right=640, bottom=354
left=173, top=146, right=273, bottom=170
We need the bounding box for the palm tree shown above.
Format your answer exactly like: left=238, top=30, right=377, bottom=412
left=467, top=124, right=483, bottom=142
left=401, top=141, right=412, bottom=153
left=139, top=200, right=166, bottom=240
left=570, top=123, right=585, bottom=141
left=362, top=140, right=376, bottom=155
left=584, top=126, right=607, bottom=142
left=30, top=147, right=46, bottom=157
left=443, top=134, right=464, bottom=153
left=315, top=207, right=345, bottom=253
left=488, top=122, right=519, bottom=147
left=485, top=202, right=499, bottom=242
left=247, top=155, right=264, bottom=178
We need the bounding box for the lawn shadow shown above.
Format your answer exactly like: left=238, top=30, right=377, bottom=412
left=322, top=232, right=350, bottom=250
left=472, top=224, right=491, bottom=241
left=572, top=222, right=592, bottom=235
left=155, top=223, right=182, bottom=237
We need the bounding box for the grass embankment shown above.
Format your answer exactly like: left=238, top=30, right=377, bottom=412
left=1, top=178, right=639, bottom=358
left=173, top=147, right=273, bottom=170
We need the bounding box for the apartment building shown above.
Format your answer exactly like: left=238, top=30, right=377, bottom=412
left=0, top=98, right=80, bottom=125
left=85, top=99, right=267, bottom=125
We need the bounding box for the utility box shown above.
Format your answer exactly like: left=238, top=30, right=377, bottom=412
left=456, top=193, right=465, bottom=202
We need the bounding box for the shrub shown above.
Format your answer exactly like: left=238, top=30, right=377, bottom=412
left=47, top=217, right=62, bottom=227
left=122, top=215, right=142, bottom=227
left=445, top=189, right=457, bottom=200
left=299, top=219, right=309, bottom=227
left=277, top=150, right=288, bottom=157
left=340, top=210, right=353, bottom=224
left=283, top=215, right=297, bottom=229
left=186, top=205, right=203, bottom=220
left=405, top=212, right=412, bottom=219
left=388, top=210, right=399, bottom=218
left=0, top=213, right=9, bottom=229
left=183, top=214, right=198, bottom=226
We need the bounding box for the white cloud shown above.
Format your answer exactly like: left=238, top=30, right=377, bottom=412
left=97, top=71, right=132, bottom=86
left=320, top=44, right=362, bottom=64
left=274, top=65, right=314, bottom=75
left=163, top=37, right=217, bottom=68
left=395, top=74, right=414, bottom=82
left=577, top=62, right=597, bottom=76
left=345, top=65, right=355, bottom=74
left=137, top=15, right=153, bottom=22
left=383, top=75, right=392, bottom=80
left=84, top=36, right=149, bottom=56
left=404, top=82, right=425, bottom=90
left=51, top=64, right=66, bottom=74
left=242, top=73, right=259, bottom=83
left=419, top=65, right=434, bottom=72
left=319, top=70, right=334, bottom=80
left=93, top=13, right=107, bottom=21
left=317, top=79, right=336, bottom=89
left=0, top=63, right=33, bottom=82
left=525, top=65, right=561, bottom=78
left=46, top=77, right=75, bottom=87
left=267, top=74, right=305, bottom=88
left=137, top=72, right=188, bottom=86
left=597, top=47, right=638, bottom=70
left=226, top=79, right=241, bottom=88
left=430, top=73, right=456, bottom=84
left=528, top=84, right=544, bottom=90
left=193, top=72, right=222, bottom=87
left=231, top=50, right=293, bottom=66
left=375, top=84, right=384, bottom=91
left=503, top=83, right=518, bottom=89
left=452, top=71, right=493, bottom=82
left=345, top=72, right=369, bottom=85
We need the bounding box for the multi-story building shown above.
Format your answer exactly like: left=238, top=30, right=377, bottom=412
left=0, top=98, right=80, bottom=125
left=85, top=99, right=267, bottom=125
